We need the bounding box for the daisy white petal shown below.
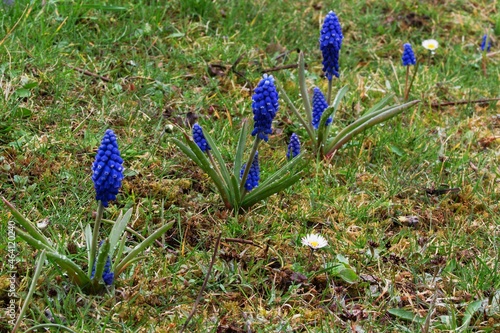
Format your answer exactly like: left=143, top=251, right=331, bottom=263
left=301, top=233, right=328, bottom=249
left=422, top=39, right=439, bottom=51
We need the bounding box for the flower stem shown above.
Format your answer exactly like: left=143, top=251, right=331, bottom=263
left=403, top=66, right=410, bottom=101
left=239, top=136, right=260, bottom=198
left=88, top=201, right=104, bottom=276
left=406, top=61, right=419, bottom=102
left=327, top=79, right=333, bottom=105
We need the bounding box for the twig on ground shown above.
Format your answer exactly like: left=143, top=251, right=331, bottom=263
left=180, top=232, right=222, bottom=333
left=261, top=63, right=299, bottom=73
left=224, top=237, right=262, bottom=248
left=67, top=65, right=111, bottom=82
left=430, top=97, right=500, bottom=108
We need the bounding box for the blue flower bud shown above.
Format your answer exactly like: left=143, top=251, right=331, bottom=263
left=402, top=43, right=416, bottom=66
left=240, top=152, right=260, bottom=191
left=287, top=133, right=301, bottom=159
left=320, top=11, right=343, bottom=80
left=193, top=123, right=210, bottom=152
left=251, top=75, right=279, bottom=142
left=312, top=87, right=332, bottom=129
left=91, top=255, right=114, bottom=286
left=481, top=34, right=492, bottom=52
left=92, top=130, right=124, bottom=207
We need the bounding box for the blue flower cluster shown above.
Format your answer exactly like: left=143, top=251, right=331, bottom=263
left=251, top=74, right=279, bottom=142
left=312, top=87, right=332, bottom=129
left=193, top=123, right=210, bottom=152
left=320, top=11, right=343, bottom=80
left=287, top=133, right=301, bottom=159
left=402, top=43, right=416, bottom=66
left=481, top=34, right=492, bottom=52
left=240, top=152, right=260, bottom=191
left=92, top=129, right=124, bottom=207
left=91, top=255, right=114, bottom=286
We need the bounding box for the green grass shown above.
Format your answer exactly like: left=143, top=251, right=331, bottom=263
left=1, top=0, right=500, bottom=332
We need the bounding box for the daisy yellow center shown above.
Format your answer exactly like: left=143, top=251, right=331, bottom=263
left=427, top=42, right=437, bottom=50
left=310, top=241, right=319, bottom=247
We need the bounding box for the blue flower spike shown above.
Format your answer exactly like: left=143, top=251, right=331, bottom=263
left=193, top=123, right=210, bottom=152
left=92, top=129, right=124, bottom=207
left=240, top=152, right=260, bottom=191
left=402, top=43, right=416, bottom=66
left=312, top=87, right=332, bottom=129
left=481, top=34, right=492, bottom=52
left=287, top=133, right=301, bottom=160
left=320, top=11, right=343, bottom=80
left=251, top=74, right=279, bottom=142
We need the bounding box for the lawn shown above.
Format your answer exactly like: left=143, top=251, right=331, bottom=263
left=1, top=0, right=499, bottom=332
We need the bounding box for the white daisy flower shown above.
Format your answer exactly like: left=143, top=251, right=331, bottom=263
left=301, top=233, right=328, bottom=250
left=422, top=39, right=439, bottom=53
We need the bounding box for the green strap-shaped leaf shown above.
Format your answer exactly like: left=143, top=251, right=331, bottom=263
left=108, top=207, right=133, bottom=258
left=325, top=100, right=420, bottom=155
left=257, top=152, right=305, bottom=189
left=387, top=308, right=425, bottom=324
left=458, top=300, right=482, bottom=331
left=84, top=224, right=92, bottom=262
left=3, top=197, right=53, bottom=248
left=114, top=220, right=174, bottom=275
left=201, top=128, right=235, bottom=204
left=317, top=86, right=349, bottom=152
left=233, top=121, right=249, bottom=179
left=172, top=136, right=231, bottom=207
left=276, top=83, right=316, bottom=145
left=91, top=239, right=110, bottom=286
left=363, top=93, right=395, bottom=115
left=298, top=51, right=313, bottom=126
left=242, top=172, right=303, bottom=209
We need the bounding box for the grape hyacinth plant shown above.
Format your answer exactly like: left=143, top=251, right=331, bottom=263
left=277, top=10, right=420, bottom=159
left=3, top=129, right=174, bottom=293
left=287, top=133, right=301, bottom=160
left=173, top=74, right=305, bottom=211
left=402, top=43, right=418, bottom=101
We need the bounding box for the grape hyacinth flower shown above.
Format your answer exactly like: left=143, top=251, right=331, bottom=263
left=193, top=123, right=210, bottom=152
left=92, top=129, right=124, bottom=207
left=251, top=74, right=279, bottom=142
left=91, top=256, right=114, bottom=286
left=312, top=87, right=332, bottom=129
left=240, top=152, right=260, bottom=191
left=287, top=133, right=301, bottom=160
left=320, top=11, right=343, bottom=80
left=402, top=43, right=417, bottom=101
left=480, top=34, right=492, bottom=52
left=402, top=43, right=416, bottom=66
